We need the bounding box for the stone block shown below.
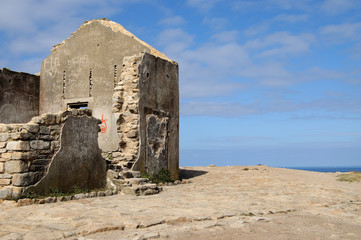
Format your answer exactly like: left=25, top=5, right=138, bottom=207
left=0, top=149, right=6, bottom=153
left=6, top=141, right=30, bottom=151
left=11, top=152, right=37, bottom=160
left=0, top=142, right=6, bottom=148
left=0, top=173, right=12, bottom=179
left=0, top=162, right=4, bottom=173
left=51, top=141, right=60, bottom=149
left=31, top=116, right=44, bottom=124
left=0, top=133, right=10, bottom=142
left=30, top=140, right=50, bottom=150
left=12, top=172, right=39, bottom=187
left=0, top=178, right=11, bottom=186
left=1, top=153, right=12, bottom=159
left=10, top=132, right=32, bottom=140
left=39, top=135, right=54, bottom=140
left=0, top=187, right=12, bottom=199
left=39, top=126, right=51, bottom=134
left=5, top=160, right=28, bottom=173
left=42, top=114, right=56, bottom=125
left=126, top=130, right=138, bottom=138
left=49, top=125, right=60, bottom=131
left=23, top=124, right=39, bottom=133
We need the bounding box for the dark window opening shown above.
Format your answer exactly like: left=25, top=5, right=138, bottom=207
left=68, top=102, right=88, bottom=109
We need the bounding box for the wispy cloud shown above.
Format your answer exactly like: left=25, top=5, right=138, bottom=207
left=159, top=16, right=186, bottom=26
left=181, top=96, right=361, bottom=117
left=320, top=0, right=359, bottom=15
left=186, top=0, right=221, bottom=11
left=245, top=32, right=315, bottom=58
left=211, top=30, right=239, bottom=43
left=319, top=22, right=361, bottom=42
left=273, top=14, right=309, bottom=23
left=203, top=17, right=229, bottom=30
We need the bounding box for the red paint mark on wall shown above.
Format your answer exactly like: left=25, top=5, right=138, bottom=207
left=100, top=114, right=107, bottom=133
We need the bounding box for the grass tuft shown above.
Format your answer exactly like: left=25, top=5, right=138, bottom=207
left=337, top=172, right=361, bottom=183
left=141, top=168, right=174, bottom=184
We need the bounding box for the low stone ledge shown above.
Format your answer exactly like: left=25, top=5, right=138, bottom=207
left=15, top=189, right=119, bottom=207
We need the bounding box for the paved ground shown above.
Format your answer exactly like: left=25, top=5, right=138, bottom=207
left=1, top=166, right=360, bottom=240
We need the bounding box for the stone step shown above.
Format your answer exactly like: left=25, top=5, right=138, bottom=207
left=125, top=177, right=148, bottom=185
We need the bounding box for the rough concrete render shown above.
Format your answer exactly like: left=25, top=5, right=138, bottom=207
left=0, top=69, right=40, bottom=124
left=0, top=19, right=179, bottom=198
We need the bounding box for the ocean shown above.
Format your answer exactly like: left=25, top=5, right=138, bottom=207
left=285, top=166, right=361, bottom=173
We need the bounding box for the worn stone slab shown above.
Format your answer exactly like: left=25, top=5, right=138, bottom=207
left=0, top=133, right=10, bottom=142
left=5, top=160, right=28, bottom=173
left=0, top=178, right=11, bottom=185
left=6, top=141, right=30, bottom=151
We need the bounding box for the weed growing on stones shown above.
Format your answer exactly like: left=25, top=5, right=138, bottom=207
left=141, top=168, right=174, bottom=184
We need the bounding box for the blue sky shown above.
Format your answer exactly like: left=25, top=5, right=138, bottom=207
left=0, top=0, right=360, bottom=167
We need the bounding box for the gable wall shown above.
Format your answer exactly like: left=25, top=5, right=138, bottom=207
left=40, top=21, right=152, bottom=152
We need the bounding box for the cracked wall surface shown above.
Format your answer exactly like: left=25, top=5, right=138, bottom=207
left=0, top=69, right=39, bottom=124
left=0, top=110, right=106, bottom=199
left=109, top=53, right=179, bottom=179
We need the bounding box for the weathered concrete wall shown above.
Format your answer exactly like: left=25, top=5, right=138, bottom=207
left=26, top=114, right=106, bottom=195
left=111, top=53, right=179, bottom=180
left=137, top=53, right=179, bottom=180
left=0, top=109, right=106, bottom=199
left=0, top=68, right=39, bottom=124
left=40, top=19, right=170, bottom=152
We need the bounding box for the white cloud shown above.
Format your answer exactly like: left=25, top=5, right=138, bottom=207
left=157, top=28, right=194, bottom=56
left=273, top=14, right=309, bottom=23
left=181, top=94, right=361, bottom=117
left=321, top=0, right=358, bottom=15
left=232, top=0, right=313, bottom=11
left=319, top=22, right=361, bottom=41
left=211, top=30, right=239, bottom=43
left=181, top=101, right=258, bottom=117
left=159, top=16, right=186, bottom=26
left=186, top=0, right=221, bottom=11
left=203, top=17, right=228, bottom=30
left=245, top=32, right=315, bottom=58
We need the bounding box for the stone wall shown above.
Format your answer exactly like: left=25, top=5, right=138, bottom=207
left=109, top=54, right=142, bottom=172
left=0, top=109, right=106, bottom=199
left=0, top=68, right=39, bottom=124
left=110, top=53, right=179, bottom=179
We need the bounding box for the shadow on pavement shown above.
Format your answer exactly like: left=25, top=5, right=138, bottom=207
left=179, top=169, right=208, bottom=180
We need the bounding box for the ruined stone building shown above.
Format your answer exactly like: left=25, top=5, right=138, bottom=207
left=0, top=19, right=179, bottom=198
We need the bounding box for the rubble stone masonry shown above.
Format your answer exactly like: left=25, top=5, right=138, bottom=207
left=0, top=109, right=106, bottom=199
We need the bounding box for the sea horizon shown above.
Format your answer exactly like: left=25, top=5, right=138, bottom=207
left=283, top=166, right=361, bottom=173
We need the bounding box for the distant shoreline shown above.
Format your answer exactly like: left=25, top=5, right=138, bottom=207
left=284, top=166, right=361, bottom=173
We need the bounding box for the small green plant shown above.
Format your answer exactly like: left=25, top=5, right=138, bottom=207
left=243, top=168, right=249, bottom=171
left=107, top=153, right=113, bottom=160
left=337, top=172, right=361, bottom=183
left=141, top=168, right=174, bottom=184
